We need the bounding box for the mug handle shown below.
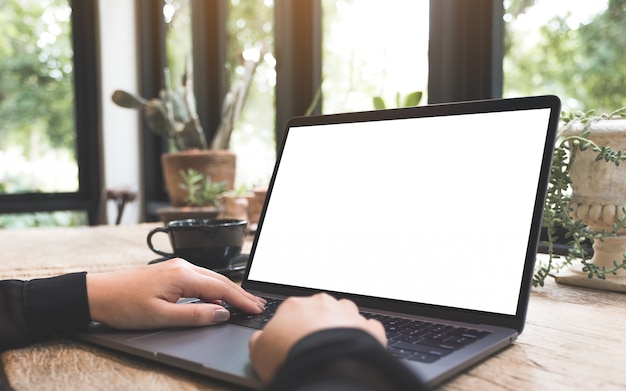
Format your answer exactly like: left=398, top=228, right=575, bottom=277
left=146, top=227, right=174, bottom=257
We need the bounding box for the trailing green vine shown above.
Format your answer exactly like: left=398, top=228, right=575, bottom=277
left=534, top=106, right=626, bottom=287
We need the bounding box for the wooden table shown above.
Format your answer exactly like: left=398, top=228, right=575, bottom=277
left=1, top=224, right=625, bottom=390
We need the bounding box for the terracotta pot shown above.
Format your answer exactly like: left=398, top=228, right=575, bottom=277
left=161, top=149, right=236, bottom=207
left=219, top=196, right=249, bottom=221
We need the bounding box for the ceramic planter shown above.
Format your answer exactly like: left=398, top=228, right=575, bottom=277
left=556, top=118, right=626, bottom=292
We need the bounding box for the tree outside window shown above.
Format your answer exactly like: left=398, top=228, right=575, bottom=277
left=504, top=0, right=624, bottom=112
left=0, top=0, right=88, bottom=228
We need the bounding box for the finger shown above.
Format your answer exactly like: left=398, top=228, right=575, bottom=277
left=184, top=263, right=262, bottom=302
left=215, top=282, right=266, bottom=313
left=337, top=297, right=360, bottom=313
left=168, top=264, right=265, bottom=313
left=366, top=318, right=388, bottom=346
left=152, top=301, right=232, bottom=328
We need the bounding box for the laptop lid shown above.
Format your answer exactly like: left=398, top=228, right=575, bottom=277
left=242, top=95, right=560, bottom=333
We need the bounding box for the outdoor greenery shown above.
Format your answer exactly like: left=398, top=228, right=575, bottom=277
left=0, top=0, right=76, bottom=196
left=504, top=0, right=625, bottom=112
left=535, top=107, right=626, bottom=287
left=0, top=0, right=74, bottom=155
left=112, top=0, right=272, bottom=153
left=0, top=211, right=86, bottom=229
left=0, top=0, right=85, bottom=227
left=372, top=91, right=423, bottom=110
left=321, top=1, right=429, bottom=114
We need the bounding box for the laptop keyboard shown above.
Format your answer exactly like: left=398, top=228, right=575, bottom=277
left=225, top=297, right=491, bottom=364
left=361, top=312, right=491, bottom=363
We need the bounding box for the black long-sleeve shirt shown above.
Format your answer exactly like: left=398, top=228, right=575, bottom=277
left=0, top=274, right=428, bottom=390
left=0, top=272, right=90, bottom=351
left=266, top=328, right=428, bottom=391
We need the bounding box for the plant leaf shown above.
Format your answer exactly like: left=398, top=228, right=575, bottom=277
left=403, top=91, right=423, bottom=107
left=373, top=96, right=386, bottom=110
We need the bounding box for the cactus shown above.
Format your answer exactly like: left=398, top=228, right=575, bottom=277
left=111, top=67, right=208, bottom=151
left=112, top=47, right=264, bottom=151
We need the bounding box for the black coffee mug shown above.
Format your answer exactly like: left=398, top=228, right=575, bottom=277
left=147, top=219, right=247, bottom=270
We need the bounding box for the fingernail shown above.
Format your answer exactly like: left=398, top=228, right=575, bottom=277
left=213, top=309, right=230, bottom=322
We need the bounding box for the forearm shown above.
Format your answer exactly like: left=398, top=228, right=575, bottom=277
left=265, top=328, right=429, bottom=391
left=0, top=273, right=91, bottom=351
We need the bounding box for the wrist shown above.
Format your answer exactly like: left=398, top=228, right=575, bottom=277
left=85, top=272, right=107, bottom=323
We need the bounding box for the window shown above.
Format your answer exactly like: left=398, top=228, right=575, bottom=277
left=0, top=0, right=100, bottom=227
left=163, top=0, right=276, bottom=189
left=321, top=0, right=429, bottom=114
left=503, top=0, right=623, bottom=112
left=142, top=0, right=276, bottom=219
left=503, top=0, right=625, bottom=254
left=142, top=0, right=505, bottom=219
left=0, top=1, right=76, bottom=194
left=226, top=0, right=276, bottom=188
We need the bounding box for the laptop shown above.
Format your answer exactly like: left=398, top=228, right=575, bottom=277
left=73, top=95, right=561, bottom=389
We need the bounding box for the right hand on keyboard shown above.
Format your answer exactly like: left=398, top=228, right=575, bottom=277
left=248, top=292, right=386, bottom=382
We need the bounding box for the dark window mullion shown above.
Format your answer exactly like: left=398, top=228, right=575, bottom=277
left=138, top=0, right=170, bottom=218
left=274, top=0, right=322, bottom=151
left=71, top=0, right=101, bottom=224
left=428, top=0, right=504, bottom=103
left=192, top=0, right=227, bottom=145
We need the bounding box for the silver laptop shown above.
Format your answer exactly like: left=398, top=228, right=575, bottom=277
left=73, top=95, right=561, bottom=389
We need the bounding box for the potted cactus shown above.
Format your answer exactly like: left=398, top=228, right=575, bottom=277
left=112, top=51, right=263, bottom=208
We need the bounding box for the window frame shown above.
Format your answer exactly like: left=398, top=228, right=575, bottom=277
left=0, top=0, right=102, bottom=225
left=428, top=0, right=504, bottom=103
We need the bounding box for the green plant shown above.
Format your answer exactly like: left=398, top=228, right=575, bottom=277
left=373, top=91, right=423, bottom=110
left=178, top=169, right=228, bottom=209
left=111, top=48, right=264, bottom=152
left=535, top=106, right=626, bottom=287
left=111, top=69, right=208, bottom=151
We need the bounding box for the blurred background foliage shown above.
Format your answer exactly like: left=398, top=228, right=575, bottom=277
left=0, top=0, right=75, bottom=157
left=504, top=0, right=625, bottom=112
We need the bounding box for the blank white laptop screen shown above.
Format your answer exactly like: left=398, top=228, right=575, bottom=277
left=248, top=108, right=551, bottom=316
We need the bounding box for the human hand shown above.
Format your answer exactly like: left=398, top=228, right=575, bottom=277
left=86, top=258, right=265, bottom=329
left=248, top=293, right=386, bottom=382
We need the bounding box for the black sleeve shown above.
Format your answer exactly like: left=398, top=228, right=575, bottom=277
left=0, top=272, right=92, bottom=351
left=264, top=328, right=430, bottom=391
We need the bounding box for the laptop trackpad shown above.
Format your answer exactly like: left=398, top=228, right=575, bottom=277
left=127, top=324, right=257, bottom=379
